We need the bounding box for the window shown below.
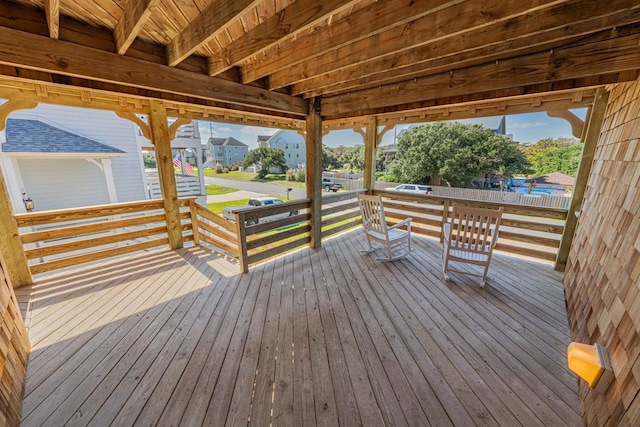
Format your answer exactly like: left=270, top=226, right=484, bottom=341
left=285, top=143, right=289, bottom=150
left=288, top=153, right=291, bottom=158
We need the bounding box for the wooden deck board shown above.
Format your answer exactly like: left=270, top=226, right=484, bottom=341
left=18, top=231, right=582, bottom=426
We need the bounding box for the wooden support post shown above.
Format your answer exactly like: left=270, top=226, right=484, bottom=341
left=555, top=87, right=609, bottom=271
left=363, top=116, right=377, bottom=193
left=148, top=100, right=183, bottom=250
left=235, top=211, right=249, bottom=273
left=0, top=170, right=32, bottom=288
left=189, top=199, right=200, bottom=245
left=306, top=98, right=323, bottom=249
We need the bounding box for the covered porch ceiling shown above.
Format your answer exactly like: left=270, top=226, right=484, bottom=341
left=0, top=0, right=638, bottom=126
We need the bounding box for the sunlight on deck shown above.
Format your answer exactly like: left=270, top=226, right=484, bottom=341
left=17, top=231, right=581, bottom=426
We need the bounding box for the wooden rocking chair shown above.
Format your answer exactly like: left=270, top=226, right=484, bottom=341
left=442, top=204, right=503, bottom=287
left=357, top=194, right=412, bottom=261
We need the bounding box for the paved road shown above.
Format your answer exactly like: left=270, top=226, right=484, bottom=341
left=204, top=176, right=307, bottom=199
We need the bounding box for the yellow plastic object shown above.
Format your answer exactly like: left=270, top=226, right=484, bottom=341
left=567, top=342, right=603, bottom=388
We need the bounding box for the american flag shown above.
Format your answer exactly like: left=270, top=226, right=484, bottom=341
left=173, top=155, right=193, bottom=175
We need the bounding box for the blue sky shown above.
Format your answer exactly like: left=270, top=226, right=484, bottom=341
left=198, top=108, right=587, bottom=149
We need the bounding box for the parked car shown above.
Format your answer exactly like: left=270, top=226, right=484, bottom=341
left=222, top=197, right=298, bottom=226
left=392, top=184, right=433, bottom=195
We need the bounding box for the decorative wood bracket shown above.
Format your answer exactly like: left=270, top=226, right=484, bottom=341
left=168, top=118, right=191, bottom=140
left=116, top=111, right=151, bottom=140
left=0, top=100, right=38, bottom=132
left=546, top=109, right=584, bottom=138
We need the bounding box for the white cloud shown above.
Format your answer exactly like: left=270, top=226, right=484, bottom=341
left=509, top=121, right=548, bottom=129
left=217, top=126, right=232, bottom=132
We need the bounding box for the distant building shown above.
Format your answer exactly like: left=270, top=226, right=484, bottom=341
left=205, top=137, right=249, bottom=167
left=256, top=135, right=270, bottom=148
left=263, top=130, right=306, bottom=169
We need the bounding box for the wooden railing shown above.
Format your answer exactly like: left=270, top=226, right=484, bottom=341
left=146, top=173, right=201, bottom=198
left=232, top=199, right=311, bottom=272
left=373, top=189, right=568, bottom=263
left=189, top=201, right=238, bottom=258
left=321, top=190, right=365, bottom=239
left=14, top=189, right=568, bottom=276
left=15, top=198, right=195, bottom=275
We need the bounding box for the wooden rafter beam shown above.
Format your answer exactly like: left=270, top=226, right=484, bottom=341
left=44, top=0, right=59, bottom=39
left=0, top=77, right=306, bottom=130
left=0, top=26, right=307, bottom=116
left=283, top=0, right=640, bottom=95
left=166, top=0, right=261, bottom=67
left=240, top=0, right=453, bottom=84
left=320, top=32, right=640, bottom=118
left=207, top=0, right=360, bottom=76
left=114, top=0, right=160, bottom=55
left=322, top=89, right=597, bottom=130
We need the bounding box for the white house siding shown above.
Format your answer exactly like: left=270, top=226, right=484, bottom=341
left=267, top=130, right=306, bottom=169
left=9, top=103, right=146, bottom=203
left=18, top=158, right=110, bottom=210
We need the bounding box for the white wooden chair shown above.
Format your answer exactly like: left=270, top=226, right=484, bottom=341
left=357, top=193, right=412, bottom=261
left=442, top=204, right=503, bottom=287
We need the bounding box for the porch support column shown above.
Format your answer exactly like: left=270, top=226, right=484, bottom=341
left=100, top=158, right=118, bottom=203
left=0, top=169, right=32, bottom=288
left=363, top=116, right=377, bottom=193
left=148, top=100, right=183, bottom=250
left=555, top=87, right=608, bottom=271
left=306, top=98, right=322, bottom=249
left=195, top=146, right=205, bottom=195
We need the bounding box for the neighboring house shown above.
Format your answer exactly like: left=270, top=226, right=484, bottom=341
left=264, top=130, right=306, bottom=169
left=205, top=137, right=248, bottom=167
left=0, top=103, right=147, bottom=213
left=383, top=144, right=398, bottom=172
left=256, top=135, right=270, bottom=148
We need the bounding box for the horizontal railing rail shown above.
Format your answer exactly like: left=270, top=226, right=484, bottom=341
left=374, top=181, right=572, bottom=209
left=15, top=198, right=196, bottom=275
left=321, top=190, right=365, bottom=239
left=189, top=201, right=238, bottom=258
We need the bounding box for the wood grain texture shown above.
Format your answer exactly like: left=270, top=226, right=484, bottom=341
left=17, top=232, right=580, bottom=425
left=564, top=76, right=640, bottom=426
left=114, top=0, right=159, bottom=55
left=0, top=26, right=307, bottom=116
left=0, top=253, right=30, bottom=426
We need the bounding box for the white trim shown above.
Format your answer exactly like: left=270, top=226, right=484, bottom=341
left=4, top=152, right=125, bottom=158
left=0, top=151, right=27, bottom=213
left=101, top=158, right=118, bottom=203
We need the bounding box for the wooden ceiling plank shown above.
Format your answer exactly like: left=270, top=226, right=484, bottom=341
left=296, top=2, right=640, bottom=97
left=166, top=0, right=261, bottom=67
left=0, top=26, right=307, bottom=116
left=239, top=0, right=455, bottom=84
left=44, top=0, right=60, bottom=39
left=321, top=32, right=640, bottom=117
left=114, top=0, right=161, bottom=55
left=206, top=0, right=361, bottom=76
left=268, top=0, right=561, bottom=89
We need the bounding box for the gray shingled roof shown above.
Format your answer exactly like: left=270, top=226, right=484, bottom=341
left=3, top=118, right=125, bottom=154
left=207, top=136, right=248, bottom=147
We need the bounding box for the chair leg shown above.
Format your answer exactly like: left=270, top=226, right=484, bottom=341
left=442, top=253, right=451, bottom=282
left=480, top=263, right=490, bottom=288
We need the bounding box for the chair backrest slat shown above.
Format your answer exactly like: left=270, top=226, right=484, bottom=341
left=448, top=205, right=503, bottom=255
left=358, top=194, right=389, bottom=237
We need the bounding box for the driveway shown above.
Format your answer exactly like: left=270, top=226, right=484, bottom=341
left=204, top=176, right=306, bottom=199
left=205, top=190, right=266, bottom=204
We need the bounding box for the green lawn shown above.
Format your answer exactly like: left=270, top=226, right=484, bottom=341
left=202, top=170, right=306, bottom=189
left=205, top=184, right=238, bottom=196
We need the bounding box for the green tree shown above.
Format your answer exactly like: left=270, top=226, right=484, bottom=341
left=322, top=144, right=341, bottom=170
left=243, top=148, right=288, bottom=178
left=390, top=122, right=530, bottom=187
left=522, top=137, right=582, bottom=176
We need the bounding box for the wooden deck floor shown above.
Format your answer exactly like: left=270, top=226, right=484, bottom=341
left=17, top=231, right=582, bottom=426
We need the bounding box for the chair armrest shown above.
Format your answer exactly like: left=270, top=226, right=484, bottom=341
left=389, top=217, right=412, bottom=230
left=443, top=221, right=451, bottom=243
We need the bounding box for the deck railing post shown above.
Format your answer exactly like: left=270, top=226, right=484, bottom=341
left=189, top=199, right=201, bottom=245
left=306, top=98, right=323, bottom=248
left=235, top=211, right=249, bottom=273
left=555, top=87, right=609, bottom=271
left=149, top=100, right=183, bottom=250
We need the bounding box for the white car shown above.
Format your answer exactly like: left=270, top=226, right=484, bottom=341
left=392, top=184, right=433, bottom=195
